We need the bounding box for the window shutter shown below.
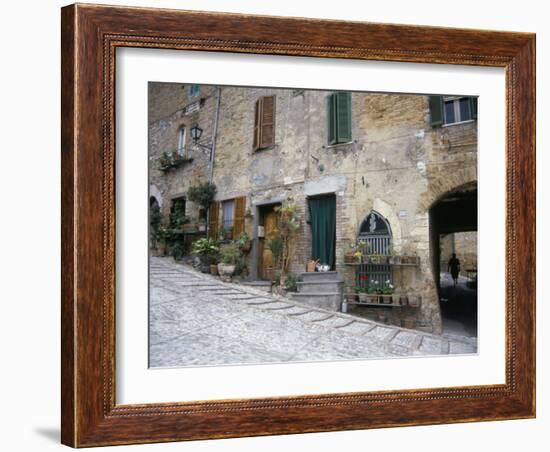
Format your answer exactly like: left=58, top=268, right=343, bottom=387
left=233, top=196, right=246, bottom=237
left=429, top=95, right=444, bottom=127
left=469, top=97, right=478, bottom=119
left=328, top=94, right=337, bottom=145
left=259, top=95, right=275, bottom=149
left=336, top=92, right=352, bottom=143
left=253, top=98, right=261, bottom=150
left=208, top=201, right=220, bottom=239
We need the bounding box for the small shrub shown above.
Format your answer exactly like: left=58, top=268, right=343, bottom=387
left=219, top=242, right=241, bottom=265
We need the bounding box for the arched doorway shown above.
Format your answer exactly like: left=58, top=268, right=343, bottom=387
left=149, top=196, right=161, bottom=249
left=429, top=184, right=477, bottom=338
left=357, top=211, right=392, bottom=288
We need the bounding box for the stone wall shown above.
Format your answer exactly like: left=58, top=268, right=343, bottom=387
left=148, top=83, right=478, bottom=334
left=149, top=83, right=219, bottom=221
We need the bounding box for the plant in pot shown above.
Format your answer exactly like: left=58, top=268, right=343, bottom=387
left=358, top=285, right=368, bottom=303
left=380, top=280, right=395, bottom=304
left=235, top=231, right=252, bottom=253
left=187, top=182, right=217, bottom=211
left=191, top=237, right=219, bottom=273
left=218, top=242, right=241, bottom=281
left=344, top=244, right=357, bottom=264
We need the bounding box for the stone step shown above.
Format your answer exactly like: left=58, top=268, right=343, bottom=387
left=288, top=292, right=342, bottom=312
left=241, top=281, right=273, bottom=293
left=296, top=280, right=344, bottom=294
left=299, top=271, right=343, bottom=282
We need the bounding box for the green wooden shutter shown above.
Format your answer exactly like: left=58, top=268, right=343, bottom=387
left=469, top=97, right=478, bottom=119
left=429, top=95, right=444, bottom=127
left=328, top=94, right=337, bottom=145
left=336, top=92, right=352, bottom=143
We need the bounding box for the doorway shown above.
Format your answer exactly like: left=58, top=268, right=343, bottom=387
left=308, top=194, right=336, bottom=270
left=430, top=185, right=478, bottom=338
left=257, top=203, right=281, bottom=280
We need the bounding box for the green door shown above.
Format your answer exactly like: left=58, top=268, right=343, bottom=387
left=308, top=195, right=336, bottom=270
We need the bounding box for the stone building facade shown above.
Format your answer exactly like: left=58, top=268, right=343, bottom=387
left=149, top=83, right=478, bottom=334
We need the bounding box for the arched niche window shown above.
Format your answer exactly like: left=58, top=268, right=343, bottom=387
left=357, top=211, right=393, bottom=285
left=358, top=210, right=392, bottom=241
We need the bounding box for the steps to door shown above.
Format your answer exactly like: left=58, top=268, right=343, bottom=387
left=288, top=271, right=344, bottom=312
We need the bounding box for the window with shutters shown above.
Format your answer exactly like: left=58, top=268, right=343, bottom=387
left=429, top=95, right=477, bottom=127
left=327, top=92, right=352, bottom=145
left=222, top=200, right=235, bottom=231
left=253, top=95, right=276, bottom=151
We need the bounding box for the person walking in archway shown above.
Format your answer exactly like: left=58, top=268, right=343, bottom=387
left=448, top=253, right=461, bottom=287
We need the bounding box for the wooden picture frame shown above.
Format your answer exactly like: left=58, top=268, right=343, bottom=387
left=61, top=3, right=535, bottom=447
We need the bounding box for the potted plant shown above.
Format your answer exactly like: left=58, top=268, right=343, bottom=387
left=187, top=182, right=217, bottom=210
left=345, top=286, right=358, bottom=303
left=344, top=244, right=356, bottom=264
left=218, top=242, right=241, bottom=280
left=191, top=237, right=220, bottom=273
left=380, top=280, right=395, bottom=304
left=358, top=286, right=368, bottom=303
left=235, top=232, right=252, bottom=253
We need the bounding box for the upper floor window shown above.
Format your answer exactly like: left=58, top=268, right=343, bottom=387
left=429, top=95, right=478, bottom=127
left=253, top=95, right=276, bottom=151
left=327, top=92, right=352, bottom=145
left=177, top=126, right=186, bottom=156
left=189, top=84, right=200, bottom=99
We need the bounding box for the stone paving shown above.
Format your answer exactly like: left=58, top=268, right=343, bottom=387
left=149, top=257, right=477, bottom=368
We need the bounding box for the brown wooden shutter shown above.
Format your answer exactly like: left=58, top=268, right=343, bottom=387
left=253, top=96, right=275, bottom=150
left=208, top=200, right=220, bottom=239
left=253, top=98, right=261, bottom=150
left=259, top=95, right=275, bottom=149
left=233, top=196, right=246, bottom=237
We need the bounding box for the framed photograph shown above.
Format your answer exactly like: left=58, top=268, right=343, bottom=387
left=61, top=3, right=535, bottom=447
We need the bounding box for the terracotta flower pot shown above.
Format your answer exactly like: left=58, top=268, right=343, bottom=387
left=210, top=264, right=219, bottom=275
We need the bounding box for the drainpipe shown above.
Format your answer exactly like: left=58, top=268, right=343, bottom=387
left=205, top=87, right=221, bottom=240
left=209, top=87, right=221, bottom=183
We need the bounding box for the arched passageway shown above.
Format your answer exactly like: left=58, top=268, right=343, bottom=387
left=429, top=184, right=477, bottom=338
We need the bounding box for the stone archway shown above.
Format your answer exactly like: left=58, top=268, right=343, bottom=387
left=429, top=182, right=478, bottom=338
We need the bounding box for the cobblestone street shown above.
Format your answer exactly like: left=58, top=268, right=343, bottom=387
left=149, top=257, right=477, bottom=367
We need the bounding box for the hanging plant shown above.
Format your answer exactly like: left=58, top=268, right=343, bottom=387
left=187, top=182, right=217, bottom=209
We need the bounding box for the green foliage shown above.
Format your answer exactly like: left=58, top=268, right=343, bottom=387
left=219, top=242, right=242, bottom=265
left=381, top=280, right=395, bottom=294
left=234, top=256, right=248, bottom=276
left=149, top=204, right=161, bottom=236
left=171, top=242, right=185, bottom=261
left=235, top=231, right=251, bottom=247
left=191, top=237, right=219, bottom=257
left=283, top=272, right=298, bottom=292
left=169, top=201, right=189, bottom=229
left=267, top=235, right=284, bottom=269
left=187, top=182, right=217, bottom=209
left=274, top=199, right=301, bottom=273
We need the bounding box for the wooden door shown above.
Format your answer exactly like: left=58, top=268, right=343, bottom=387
left=260, top=208, right=280, bottom=280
